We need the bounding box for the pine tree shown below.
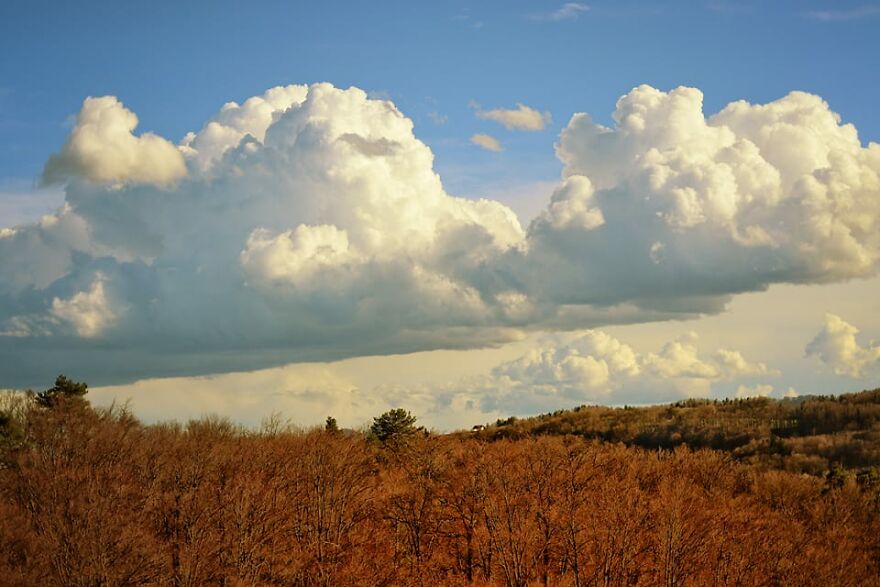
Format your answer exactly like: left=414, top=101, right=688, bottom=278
left=35, top=374, right=89, bottom=408
left=370, top=408, right=418, bottom=444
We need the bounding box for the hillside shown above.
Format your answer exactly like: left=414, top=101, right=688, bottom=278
left=468, top=388, right=880, bottom=476
left=2, top=379, right=880, bottom=585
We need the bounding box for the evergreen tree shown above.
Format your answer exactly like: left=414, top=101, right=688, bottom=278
left=36, top=374, right=89, bottom=408
left=370, top=408, right=418, bottom=444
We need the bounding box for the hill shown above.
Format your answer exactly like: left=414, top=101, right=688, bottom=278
left=2, top=378, right=880, bottom=585
left=468, top=388, right=880, bottom=476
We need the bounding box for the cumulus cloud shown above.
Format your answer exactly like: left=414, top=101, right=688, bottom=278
left=1, top=273, right=118, bottom=338
left=179, top=84, right=309, bottom=172
left=42, top=96, right=186, bottom=186
left=520, top=85, right=880, bottom=312
left=2, top=84, right=526, bottom=387
left=476, top=103, right=552, bottom=131
left=49, top=275, right=117, bottom=337
left=806, top=314, right=880, bottom=377
left=240, top=225, right=360, bottom=285
left=470, top=133, right=503, bottom=152
left=1, top=82, right=878, bottom=388
left=533, top=175, right=604, bottom=230
left=440, top=330, right=777, bottom=414
left=641, top=332, right=776, bottom=394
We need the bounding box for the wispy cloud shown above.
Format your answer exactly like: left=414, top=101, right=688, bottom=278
left=476, top=103, right=552, bottom=131
left=529, top=3, right=590, bottom=22
left=427, top=111, right=448, bottom=125
left=805, top=5, right=880, bottom=21
left=470, top=133, right=503, bottom=152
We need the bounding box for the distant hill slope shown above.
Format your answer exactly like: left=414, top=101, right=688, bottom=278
left=467, top=388, right=880, bottom=476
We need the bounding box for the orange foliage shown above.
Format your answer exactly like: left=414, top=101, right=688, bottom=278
left=2, top=398, right=880, bottom=586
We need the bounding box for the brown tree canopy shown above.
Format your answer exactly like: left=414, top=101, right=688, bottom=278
left=1, top=383, right=880, bottom=586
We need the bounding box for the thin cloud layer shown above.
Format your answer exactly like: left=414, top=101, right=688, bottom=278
left=1, top=83, right=878, bottom=387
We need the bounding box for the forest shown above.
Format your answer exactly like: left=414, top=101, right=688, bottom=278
left=472, top=389, right=880, bottom=477
left=1, top=377, right=880, bottom=586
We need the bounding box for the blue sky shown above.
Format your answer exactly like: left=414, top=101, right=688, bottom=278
left=1, top=0, right=879, bottom=428
left=3, top=0, right=879, bottom=193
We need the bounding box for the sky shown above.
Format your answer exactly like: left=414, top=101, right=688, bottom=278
left=1, top=0, right=879, bottom=430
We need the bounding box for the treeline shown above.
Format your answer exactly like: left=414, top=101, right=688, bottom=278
left=2, top=379, right=880, bottom=586
left=473, top=389, right=880, bottom=476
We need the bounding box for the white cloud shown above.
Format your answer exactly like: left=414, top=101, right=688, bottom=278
left=42, top=96, right=186, bottom=186
left=49, top=275, right=117, bottom=337
left=1, top=83, right=878, bottom=388
left=240, top=225, right=360, bottom=285
left=638, top=332, right=776, bottom=397
left=714, top=348, right=777, bottom=377
left=470, top=133, right=503, bottom=152
left=476, top=103, right=552, bottom=131
left=2, top=274, right=119, bottom=338
left=806, top=314, right=880, bottom=377
left=179, top=84, right=309, bottom=172
left=643, top=333, right=721, bottom=380
left=1, top=84, right=526, bottom=386
left=533, top=175, right=604, bottom=230
left=530, top=3, right=590, bottom=21
left=450, top=329, right=777, bottom=414
left=521, top=85, right=880, bottom=312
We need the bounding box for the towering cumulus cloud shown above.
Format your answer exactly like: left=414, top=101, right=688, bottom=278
left=523, top=85, right=880, bottom=314
left=1, top=83, right=878, bottom=387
